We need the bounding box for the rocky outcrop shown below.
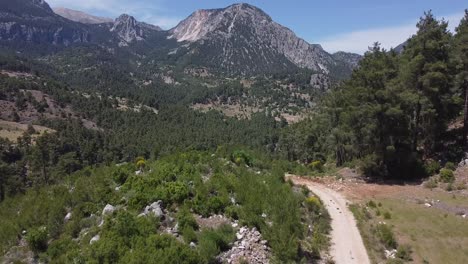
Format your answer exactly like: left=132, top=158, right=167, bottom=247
left=219, top=226, right=270, bottom=264
left=111, top=14, right=162, bottom=46
left=102, top=204, right=116, bottom=215
left=310, top=73, right=331, bottom=91
left=111, top=14, right=144, bottom=45
left=138, top=201, right=164, bottom=218
left=53, top=7, right=113, bottom=24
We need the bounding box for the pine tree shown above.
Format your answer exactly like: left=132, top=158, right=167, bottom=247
left=400, top=11, right=453, bottom=153
left=453, top=10, right=468, bottom=148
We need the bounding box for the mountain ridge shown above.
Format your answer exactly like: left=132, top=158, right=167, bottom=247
left=53, top=7, right=113, bottom=24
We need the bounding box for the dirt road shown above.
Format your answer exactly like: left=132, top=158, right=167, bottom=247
left=288, top=175, right=370, bottom=264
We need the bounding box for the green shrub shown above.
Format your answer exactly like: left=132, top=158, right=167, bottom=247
left=231, top=150, right=252, bottom=166
left=396, top=244, right=412, bottom=261
left=383, top=212, right=392, bottom=219
left=423, top=178, right=438, bottom=189
left=439, top=168, right=454, bottom=183
left=305, top=196, right=322, bottom=213
left=309, top=160, right=324, bottom=172
left=165, top=181, right=190, bottom=204
left=444, top=162, right=456, bottom=171
left=225, top=205, right=240, bottom=220
left=367, top=200, right=377, bottom=208
left=113, top=167, right=130, bottom=185
left=375, top=223, right=397, bottom=249
left=455, top=181, right=467, bottom=190
left=177, top=212, right=198, bottom=231
left=446, top=183, right=453, bottom=191
left=197, top=225, right=235, bottom=263
left=424, top=160, right=441, bottom=176
left=26, top=227, right=48, bottom=254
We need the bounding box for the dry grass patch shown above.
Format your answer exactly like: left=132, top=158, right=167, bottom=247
left=0, top=120, right=54, bottom=142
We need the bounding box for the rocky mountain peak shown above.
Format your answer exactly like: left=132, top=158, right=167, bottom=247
left=225, top=3, right=272, bottom=21
left=111, top=14, right=145, bottom=44
left=169, top=3, right=272, bottom=43
left=169, top=3, right=340, bottom=74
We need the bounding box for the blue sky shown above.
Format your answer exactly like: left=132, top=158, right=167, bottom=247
left=46, top=0, right=467, bottom=54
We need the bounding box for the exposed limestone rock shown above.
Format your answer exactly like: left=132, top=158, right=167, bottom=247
left=111, top=14, right=162, bottom=45
left=138, top=201, right=164, bottom=218
left=90, top=234, right=100, bottom=244
left=310, top=73, right=331, bottom=91
left=219, top=226, right=270, bottom=264
left=102, top=204, right=116, bottom=215
left=111, top=14, right=144, bottom=45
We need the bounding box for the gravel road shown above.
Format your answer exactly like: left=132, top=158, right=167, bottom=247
left=289, top=176, right=371, bottom=264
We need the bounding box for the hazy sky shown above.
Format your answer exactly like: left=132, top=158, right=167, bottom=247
left=45, top=0, right=467, bottom=54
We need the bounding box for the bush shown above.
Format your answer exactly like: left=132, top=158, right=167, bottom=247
left=26, top=227, right=48, bottom=254
left=198, top=225, right=235, bottom=263
left=113, top=167, right=130, bottom=185
left=423, top=178, right=438, bottom=189
left=367, top=200, right=377, bottom=208
left=444, top=162, right=456, bottom=171
left=396, top=244, right=412, bottom=261
left=375, top=223, right=397, bottom=249
left=439, top=168, right=454, bottom=183
left=231, top=150, right=252, bottom=166
left=225, top=205, right=240, bottom=220
left=383, top=211, right=392, bottom=220
left=424, top=160, right=441, bottom=176
left=305, top=196, right=322, bottom=213
left=177, top=208, right=198, bottom=229
left=309, top=160, right=324, bottom=172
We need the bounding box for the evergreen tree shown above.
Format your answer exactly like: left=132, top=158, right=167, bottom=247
left=399, top=11, right=453, bottom=153
left=453, top=10, right=468, bottom=148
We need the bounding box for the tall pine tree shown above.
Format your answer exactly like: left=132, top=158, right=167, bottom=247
left=453, top=10, right=468, bottom=148
left=400, top=11, right=453, bottom=154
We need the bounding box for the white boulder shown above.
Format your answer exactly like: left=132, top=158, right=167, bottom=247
left=102, top=204, right=116, bottom=215
left=90, top=234, right=100, bottom=244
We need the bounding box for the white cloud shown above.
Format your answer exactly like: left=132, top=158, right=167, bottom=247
left=46, top=0, right=181, bottom=29
left=317, top=13, right=464, bottom=54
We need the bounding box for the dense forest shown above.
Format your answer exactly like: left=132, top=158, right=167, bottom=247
left=281, top=11, right=468, bottom=179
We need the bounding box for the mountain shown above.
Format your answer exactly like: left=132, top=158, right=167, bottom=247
left=169, top=3, right=359, bottom=75
left=53, top=7, right=113, bottom=24
left=0, top=0, right=91, bottom=45
left=332, top=51, right=362, bottom=69
left=0, top=0, right=164, bottom=48
left=0, top=0, right=360, bottom=80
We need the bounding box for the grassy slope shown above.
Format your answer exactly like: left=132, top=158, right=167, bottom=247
left=352, top=188, right=468, bottom=264
left=379, top=194, right=468, bottom=264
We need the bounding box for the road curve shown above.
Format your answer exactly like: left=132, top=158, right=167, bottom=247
left=287, top=175, right=370, bottom=264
